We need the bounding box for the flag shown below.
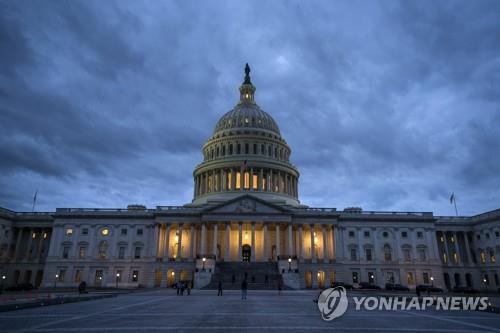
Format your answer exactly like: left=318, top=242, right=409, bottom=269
left=241, top=160, right=248, bottom=171
left=449, top=193, right=455, bottom=204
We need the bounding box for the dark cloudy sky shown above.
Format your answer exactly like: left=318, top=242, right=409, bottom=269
left=1, top=1, right=499, bottom=216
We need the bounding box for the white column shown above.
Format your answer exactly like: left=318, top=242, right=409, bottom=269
left=213, top=223, right=218, bottom=258
left=177, top=224, right=183, bottom=259
left=287, top=224, right=293, bottom=257
left=164, top=224, right=171, bottom=259
left=153, top=224, right=160, bottom=258
left=251, top=222, right=256, bottom=261
left=452, top=231, right=461, bottom=265
left=425, top=230, right=437, bottom=262
left=37, top=229, right=45, bottom=262
left=225, top=223, right=231, bottom=261
left=333, top=226, right=339, bottom=261
left=410, top=228, right=417, bottom=263
left=201, top=223, right=207, bottom=255
left=238, top=223, right=243, bottom=261
left=298, top=224, right=304, bottom=261
left=25, top=228, right=33, bottom=261
left=463, top=232, right=472, bottom=265
left=13, top=228, right=23, bottom=260
left=263, top=224, right=268, bottom=261
left=322, top=225, right=327, bottom=262
left=276, top=224, right=281, bottom=259
left=310, top=224, right=316, bottom=262
left=189, top=224, right=195, bottom=260
left=442, top=232, right=451, bottom=265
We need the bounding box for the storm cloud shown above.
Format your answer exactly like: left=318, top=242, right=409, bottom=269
left=1, top=0, right=499, bottom=215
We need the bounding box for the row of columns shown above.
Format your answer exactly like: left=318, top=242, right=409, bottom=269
left=155, top=222, right=335, bottom=263
left=439, top=231, right=473, bottom=266
left=2, top=228, right=50, bottom=262
left=194, top=167, right=298, bottom=198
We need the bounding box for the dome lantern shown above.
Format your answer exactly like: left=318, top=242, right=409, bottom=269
left=239, top=63, right=256, bottom=104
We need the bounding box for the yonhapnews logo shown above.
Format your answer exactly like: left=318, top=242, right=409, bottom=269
left=317, top=287, right=490, bottom=321
left=317, top=286, right=349, bottom=321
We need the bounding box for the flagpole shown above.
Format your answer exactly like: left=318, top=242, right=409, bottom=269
left=453, top=197, right=458, bottom=217
left=32, top=190, right=38, bottom=212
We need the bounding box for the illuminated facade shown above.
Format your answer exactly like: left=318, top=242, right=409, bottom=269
left=0, top=65, right=499, bottom=291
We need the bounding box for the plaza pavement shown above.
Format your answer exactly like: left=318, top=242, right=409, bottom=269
left=0, top=289, right=499, bottom=332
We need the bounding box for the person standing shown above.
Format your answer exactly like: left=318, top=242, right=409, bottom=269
left=218, top=280, right=223, bottom=296
left=241, top=279, right=247, bottom=300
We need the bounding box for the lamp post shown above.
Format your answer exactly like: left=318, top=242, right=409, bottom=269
left=430, top=276, right=434, bottom=286
left=288, top=258, right=292, bottom=272
left=0, top=275, right=6, bottom=294
left=116, top=273, right=120, bottom=288
left=202, top=257, right=206, bottom=271
left=54, top=274, right=59, bottom=288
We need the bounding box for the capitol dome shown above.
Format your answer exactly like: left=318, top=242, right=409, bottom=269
left=191, top=64, right=300, bottom=206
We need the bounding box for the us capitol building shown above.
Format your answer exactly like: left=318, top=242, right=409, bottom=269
left=1, top=65, right=499, bottom=292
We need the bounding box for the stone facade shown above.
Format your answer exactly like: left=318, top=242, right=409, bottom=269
left=0, top=65, right=499, bottom=291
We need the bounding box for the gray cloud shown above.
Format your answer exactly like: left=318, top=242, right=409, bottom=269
left=0, top=0, right=499, bottom=215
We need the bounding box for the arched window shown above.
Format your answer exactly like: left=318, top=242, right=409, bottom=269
left=229, top=144, right=233, bottom=155
left=222, top=145, right=226, bottom=156
left=98, top=241, right=108, bottom=260
left=384, top=244, right=392, bottom=262
left=237, top=143, right=241, bottom=154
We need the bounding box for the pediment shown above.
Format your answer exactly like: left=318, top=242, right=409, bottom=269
left=203, top=195, right=288, bottom=214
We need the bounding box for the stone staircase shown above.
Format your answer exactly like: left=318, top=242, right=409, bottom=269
left=203, top=262, right=284, bottom=290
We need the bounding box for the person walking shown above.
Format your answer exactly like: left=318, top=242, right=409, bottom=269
left=241, top=279, right=247, bottom=300
left=218, top=280, right=223, bottom=296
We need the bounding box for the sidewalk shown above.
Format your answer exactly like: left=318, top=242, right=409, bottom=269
left=0, top=290, right=117, bottom=312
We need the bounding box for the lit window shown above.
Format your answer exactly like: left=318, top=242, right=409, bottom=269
left=406, top=272, right=414, bottom=285
left=443, top=252, right=448, bottom=263
left=66, top=229, right=73, bottom=236
left=101, top=228, right=109, bottom=236
left=79, top=247, right=86, bottom=259
left=43, top=232, right=48, bottom=239
left=244, top=172, right=250, bottom=189
left=453, top=252, right=458, bottom=264
left=74, top=270, right=82, bottom=283
left=252, top=174, right=258, bottom=190
left=32, top=232, right=36, bottom=239
left=384, top=245, right=392, bottom=261
left=58, top=270, right=66, bottom=282
left=236, top=171, right=241, bottom=189
left=132, top=270, right=139, bottom=282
